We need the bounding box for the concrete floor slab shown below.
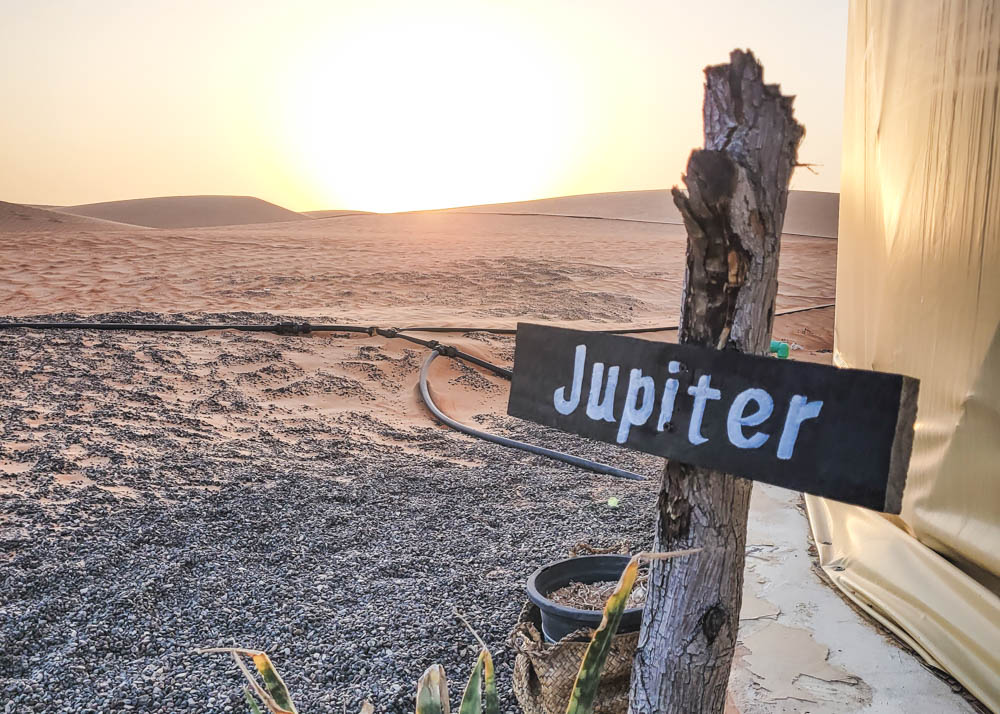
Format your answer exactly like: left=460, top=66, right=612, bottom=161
left=729, top=484, right=974, bottom=713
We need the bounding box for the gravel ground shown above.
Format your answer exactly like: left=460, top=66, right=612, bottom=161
left=0, top=313, right=662, bottom=713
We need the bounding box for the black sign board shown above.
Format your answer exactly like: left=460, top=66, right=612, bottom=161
left=507, top=323, right=919, bottom=513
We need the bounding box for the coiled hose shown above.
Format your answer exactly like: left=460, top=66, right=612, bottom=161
left=418, top=350, right=646, bottom=480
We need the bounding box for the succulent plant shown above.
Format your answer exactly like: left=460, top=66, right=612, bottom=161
left=414, top=647, right=497, bottom=714
left=198, top=647, right=298, bottom=714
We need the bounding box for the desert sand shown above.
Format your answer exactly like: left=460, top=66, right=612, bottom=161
left=0, top=191, right=969, bottom=713
left=0, top=195, right=836, bottom=333
left=444, top=189, right=839, bottom=239
left=304, top=210, right=375, bottom=219
left=51, top=195, right=314, bottom=229
left=0, top=199, right=145, bottom=232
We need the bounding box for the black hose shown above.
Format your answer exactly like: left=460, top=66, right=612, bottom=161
left=0, top=302, right=834, bottom=338
left=394, top=302, right=835, bottom=336
left=418, top=350, right=646, bottom=481
left=397, top=326, right=518, bottom=335
left=0, top=321, right=372, bottom=336
left=373, top=328, right=513, bottom=379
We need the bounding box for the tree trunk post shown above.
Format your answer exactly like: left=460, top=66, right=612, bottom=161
left=629, top=50, right=804, bottom=714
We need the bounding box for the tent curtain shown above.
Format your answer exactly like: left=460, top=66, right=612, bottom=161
left=810, top=0, right=1000, bottom=709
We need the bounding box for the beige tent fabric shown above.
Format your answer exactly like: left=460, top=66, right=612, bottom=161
left=807, top=496, right=1000, bottom=710
left=807, top=0, right=1000, bottom=709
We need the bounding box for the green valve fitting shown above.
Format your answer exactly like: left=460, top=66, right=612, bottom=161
left=769, top=340, right=790, bottom=359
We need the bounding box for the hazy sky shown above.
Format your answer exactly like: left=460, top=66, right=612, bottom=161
left=1, top=0, right=847, bottom=213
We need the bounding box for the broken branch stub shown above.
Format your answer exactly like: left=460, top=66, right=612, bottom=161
left=629, top=49, right=804, bottom=714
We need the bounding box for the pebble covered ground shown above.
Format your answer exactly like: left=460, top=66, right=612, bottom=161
left=0, top=312, right=662, bottom=713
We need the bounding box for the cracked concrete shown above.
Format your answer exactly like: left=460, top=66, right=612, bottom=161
left=729, top=484, right=975, bottom=713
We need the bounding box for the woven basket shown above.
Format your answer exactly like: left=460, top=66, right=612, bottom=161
left=509, top=601, right=638, bottom=714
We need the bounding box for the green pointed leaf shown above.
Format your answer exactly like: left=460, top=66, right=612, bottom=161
left=251, top=653, right=297, bottom=714
left=244, top=687, right=264, bottom=714
left=458, top=651, right=485, bottom=714
left=564, top=555, right=640, bottom=714
left=565, top=548, right=701, bottom=714
left=416, top=664, right=451, bottom=714
left=482, top=649, right=499, bottom=714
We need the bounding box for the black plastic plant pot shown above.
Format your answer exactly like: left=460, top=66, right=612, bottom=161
left=526, top=554, right=643, bottom=643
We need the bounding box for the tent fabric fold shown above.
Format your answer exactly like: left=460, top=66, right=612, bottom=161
left=806, top=495, right=1000, bottom=711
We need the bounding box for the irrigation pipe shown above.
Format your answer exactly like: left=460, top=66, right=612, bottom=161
left=394, top=301, right=834, bottom=335
left=0, top=302, right=835, bottom=339
left=418, top=350, right=646, bottom=481
left=0, top=321, right=371, bottom=336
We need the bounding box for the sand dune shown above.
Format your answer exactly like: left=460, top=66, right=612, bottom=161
left=0, top=200, right=143, bottom=232
left=32, top=189, right=837, bottom=235
left=0, top=208, right=836, bottom=342
left=2, top=190, right=837, bottom=330
left=781, top=190, right=840, bottom=238
left=442, top=189, right=839, bottom=239
left=55, top=195, right=313, bottom=229
left=444, top=190, right=681, bottom=223
left=304, top=209, right=374, bottom=219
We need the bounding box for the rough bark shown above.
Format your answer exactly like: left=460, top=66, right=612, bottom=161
left=629, top=50, right=803, bottom=714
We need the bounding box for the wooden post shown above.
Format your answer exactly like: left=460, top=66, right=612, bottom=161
left=629, top=50, right=804, bottom=714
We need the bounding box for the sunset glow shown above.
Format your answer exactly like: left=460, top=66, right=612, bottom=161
left=281, top=6, right=585, bottom=213
left=0, top=1, right=848, bottom=213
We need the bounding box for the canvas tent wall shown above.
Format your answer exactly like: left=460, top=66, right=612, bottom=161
left=806, top=1, right=1000, bottom=709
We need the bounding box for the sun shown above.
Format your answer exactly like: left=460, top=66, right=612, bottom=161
left=279, top=6, right=584, bottom=213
